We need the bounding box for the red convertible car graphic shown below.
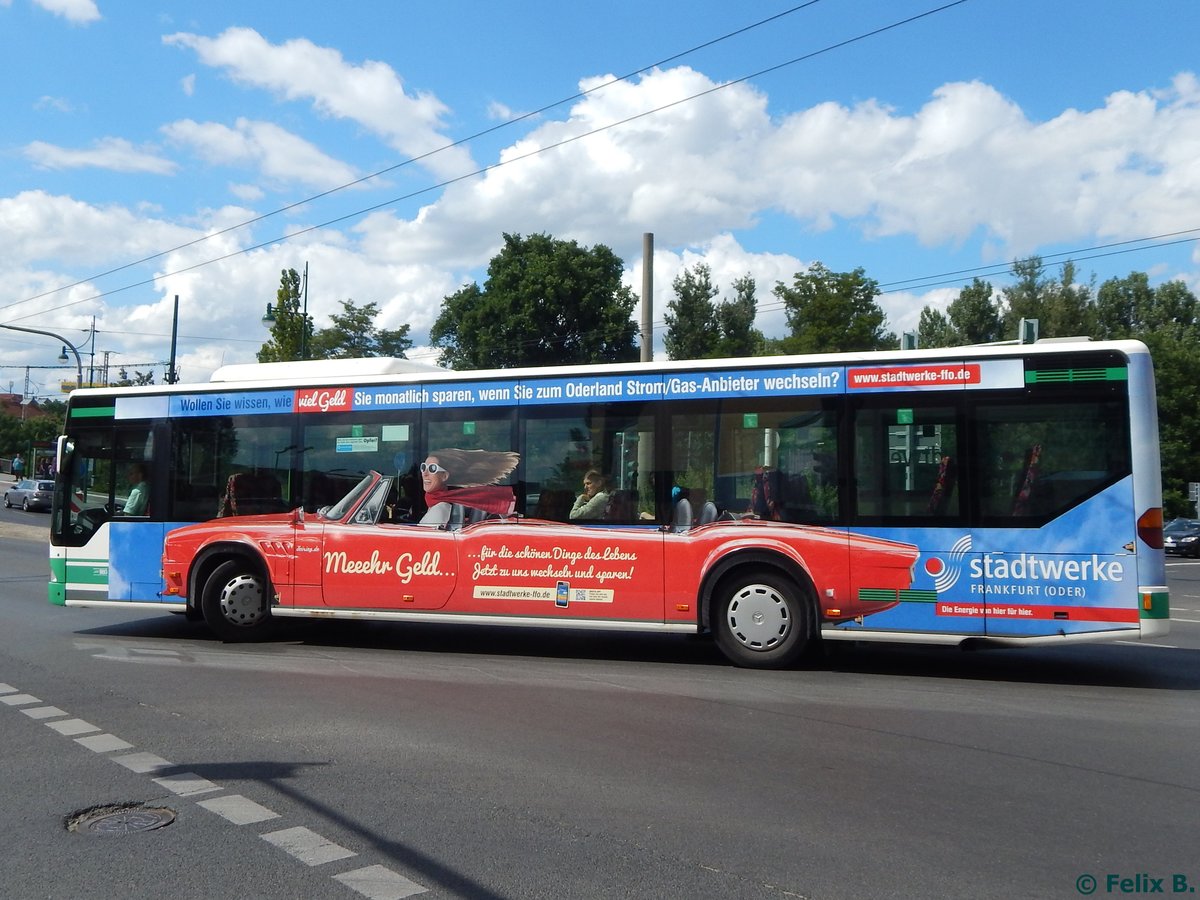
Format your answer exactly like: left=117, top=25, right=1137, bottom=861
left=162, top=471, right=919, bottom=668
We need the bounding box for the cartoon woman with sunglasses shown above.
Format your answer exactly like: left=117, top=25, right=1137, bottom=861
left=418, top=448, right=520, bottom=525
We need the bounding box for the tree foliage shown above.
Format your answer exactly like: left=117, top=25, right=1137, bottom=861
left=111, top=367, right=155, bottom=386
left=664, top=265, right=764, bottom=360
left=1091, top=272, right=1200, bottom=515
left=431, top=233, right=639, bottom=369
left=1001, top=257, right=1094, bottom=339
left=664, top=264, right=719, bottom=360
left=309, top=300, right=412, bottom=359
left=768, top=263, right=895, bottom=354
left=257, top=268, right=314, bottom=363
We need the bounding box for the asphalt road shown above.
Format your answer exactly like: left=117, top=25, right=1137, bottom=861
left=1, top=527, right=1198, bottom=900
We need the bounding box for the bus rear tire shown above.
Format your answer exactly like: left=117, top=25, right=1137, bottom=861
left=713, top=569, right=811, bottom=669
left=201, top=560, right=273, bottom=642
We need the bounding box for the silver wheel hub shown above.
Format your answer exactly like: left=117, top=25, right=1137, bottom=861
left=218, top=574, right=266, bottom=627
left=726, top=583, right=790, bottom=651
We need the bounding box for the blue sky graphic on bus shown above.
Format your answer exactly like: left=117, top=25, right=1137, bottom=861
left=843, top=478, right=1140, bottom=637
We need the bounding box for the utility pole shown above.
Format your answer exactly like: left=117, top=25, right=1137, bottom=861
left=168, top=294, right=180, bottom=383
left=640, top=233, right=653, bottom=363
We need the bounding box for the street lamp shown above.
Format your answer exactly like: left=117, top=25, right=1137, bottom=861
left=1, top=323, right=83, bottom=389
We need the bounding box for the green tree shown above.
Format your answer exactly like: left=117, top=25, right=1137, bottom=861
left=111, top=367, right=155, bottom=386
left=1094, top=272, right=1200, bottom=515
left=309, top=300, right=412, bottom=359
left=768, top=262, right=895, bottom=354
left=916, top=306, right=956, bottom=349
left=714, top=274, right=764, bottom=358
left=665, top=266, right=764, bottom=360
left=664, top=263, right=719, bottom=360
left=1001, top=257, right=1094, bottom=339
left=431, top=233, right=639, bottom=369
left=949, top=278, right=1003, bottom=344
left=257, top=268, right=314, bottom=362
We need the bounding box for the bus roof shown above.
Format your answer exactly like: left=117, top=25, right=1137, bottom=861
left=64, top=338, right=1152, bottom=400
left=209, top=357, right=444, bottom=383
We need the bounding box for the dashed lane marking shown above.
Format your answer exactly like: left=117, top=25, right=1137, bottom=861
left=2, top=679, right=427, bottom=899
left=262, top=826, right=358, bottom=866
left=334, top=864, right=429, bottom=899
left=21, top=705, right=68, bottom=720
left=197, top=794, right=281, bottom=826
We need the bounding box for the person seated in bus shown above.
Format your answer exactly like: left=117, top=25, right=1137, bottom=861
left=418, top=448, right=520, bottom=525
left=569, top=470, right=610, bottom=520
left=122, top=463, right=150, bottom=516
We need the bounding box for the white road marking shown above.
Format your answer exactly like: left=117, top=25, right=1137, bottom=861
left=1, top=693, right=40, bottom=706
left=112, top=751, right=172, bottom=773
left=261, top=826, right=358, bottom=866
left=75, top=733, right=134, bottom=753
left=197, top=794, right=281, bottom=825
left=0, top=683, right=16, bottom=693
left=21, top=705, right=67, bottom=720
left=45, top=718, right=98, bottom=736
left=153, top=772, right=222, bottom=796
left=334, top=864, right=429, bottom=899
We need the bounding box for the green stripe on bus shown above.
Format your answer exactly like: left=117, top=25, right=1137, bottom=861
left=858, top=588, right=940, bottom=603
left=65, top=562, right=109, bottom=585
left=69, top=406, right=116, bottom=418
left=1025, top=367, right=1128, bottom=384
left=898, top=589, right=939, bottom=603
left=1140, top=590, right=1169, bottom=619
left=858, top=589, right=898, bottom=603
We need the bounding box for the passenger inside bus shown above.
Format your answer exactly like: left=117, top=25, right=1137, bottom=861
left=569, top=470, right=610, bottom=520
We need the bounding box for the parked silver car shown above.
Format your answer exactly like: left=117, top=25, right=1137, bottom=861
left=4, top=479, right=54, bottom=511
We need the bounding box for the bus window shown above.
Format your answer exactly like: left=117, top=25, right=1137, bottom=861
left=716, top=400, right=839, bottom=524
left=423, top=410, right=517, bottom=522
left=521, top=404, right=654, bottom=523
left=669, top=410, right=715, bottom=527
left=974, top=400, right=1129, bottom=521
left=523, top=412, right=594, bottom=521
left=854, top=403, right=959, bottom=521
left=301, top=414, right=418, bottom=514
left=171, top=417, right=292, bottom=520
left=54, top=425, right=154, bottom=543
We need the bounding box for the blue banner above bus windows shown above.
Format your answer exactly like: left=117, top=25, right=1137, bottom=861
left=117, top=359, right=1032, bottom=420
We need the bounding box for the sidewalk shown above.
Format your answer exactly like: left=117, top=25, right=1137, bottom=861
left=0, top=521, right=49, bottom=543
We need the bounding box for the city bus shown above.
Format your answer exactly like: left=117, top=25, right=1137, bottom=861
left=48, top=340, right=1169, bottom=668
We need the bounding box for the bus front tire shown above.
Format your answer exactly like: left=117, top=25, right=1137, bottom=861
left=713, top=570, right=811, bottom=669
left=200, top=560, right=273, bottom=642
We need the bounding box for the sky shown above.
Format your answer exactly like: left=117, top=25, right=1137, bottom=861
left=1, top=0, right=1199, bottom=394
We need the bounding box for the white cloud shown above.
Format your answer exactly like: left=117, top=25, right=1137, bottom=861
left=23, top=138, right=177, bottom=175
left=30, top=0, right=99, bottom=24
left=7, top=55, right=1200, bottom=380
left=34, top=95, right=74, bottom=113
left=163, top=118, right=360, bottom=190
left=181, top=74, right=195, bottom=97
left=162, top=27, right=474, bottom=181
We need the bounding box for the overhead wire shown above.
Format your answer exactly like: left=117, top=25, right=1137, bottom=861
left=4, top=0, right=974, bottom=325
left=4, top=1, right=827, bottom=314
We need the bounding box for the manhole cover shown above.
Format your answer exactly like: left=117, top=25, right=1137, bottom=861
left=67, top=803, right=176, bottom=835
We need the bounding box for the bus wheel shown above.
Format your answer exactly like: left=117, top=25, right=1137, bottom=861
left=201, top=560, right=273, bottom=642
left=713, top=570, right=810, bottom=668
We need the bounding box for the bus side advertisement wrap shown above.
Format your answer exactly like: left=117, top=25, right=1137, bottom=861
left=53, top=342, right=1168, bottom=667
